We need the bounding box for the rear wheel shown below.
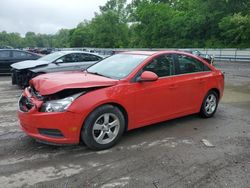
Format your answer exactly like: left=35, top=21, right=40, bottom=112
left=81, top=105, right=125, bottom=150
left=200, top=90, right=218, bottom=118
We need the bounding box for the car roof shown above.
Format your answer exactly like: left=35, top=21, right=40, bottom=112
left=118, top=50, right=208, bottom=62
left=121, top=51, right=162, bottom=56
left=121, top=50, right=196, bottom=56
left=57, top=50, right=103, bottom=57
left=178, top=49, right=200, bottom=53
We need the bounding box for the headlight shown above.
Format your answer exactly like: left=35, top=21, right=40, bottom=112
left=40, top=92, right=84, bottom=112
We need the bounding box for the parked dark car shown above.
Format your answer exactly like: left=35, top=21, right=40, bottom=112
left=11, top=51, right=103, bottom=87
left=0, top=49, right=41, bottom=73
left=180, top=49, right=214, bottom=65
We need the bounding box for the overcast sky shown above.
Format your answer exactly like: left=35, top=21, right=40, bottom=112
left=0, top=0, right=108, bottom=36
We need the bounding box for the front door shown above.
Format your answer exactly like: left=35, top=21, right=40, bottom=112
left=131, top=54, right=176, bottom=128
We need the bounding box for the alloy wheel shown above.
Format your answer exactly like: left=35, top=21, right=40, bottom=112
left=92, top=113, right=120, bottom=145
left=205, top=94, right=217, bottom=114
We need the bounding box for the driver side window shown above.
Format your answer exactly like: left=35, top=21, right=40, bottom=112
left=78, top=53, right=102, bottom=61
left=143, top=54, right=174, bottom=77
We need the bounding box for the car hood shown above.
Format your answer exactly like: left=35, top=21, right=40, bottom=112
left=30, top=71, right=118, bottom=95
left=11, top=60, right=50, bottom=70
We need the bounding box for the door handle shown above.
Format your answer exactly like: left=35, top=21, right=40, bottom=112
left=169, top=84, right=177, bottom=89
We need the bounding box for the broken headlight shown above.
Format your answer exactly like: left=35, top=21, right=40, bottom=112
left=40, top=92, right=84, bottom=112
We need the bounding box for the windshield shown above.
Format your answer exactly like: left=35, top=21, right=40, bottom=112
left=39, top=51, right=66, bottom=62
left=87, top=53, right=148, bottom=79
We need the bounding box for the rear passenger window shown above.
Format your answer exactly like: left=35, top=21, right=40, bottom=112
left=143, top=54, right=174, bottom=77
left=78, top=54, right=101, bottom=61
left=176, top=54, right=210, bottom=74
left=204, top=64, right=211, bottom=71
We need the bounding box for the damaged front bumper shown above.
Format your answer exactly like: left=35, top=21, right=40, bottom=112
left=18, top=88, right=84, bottom=144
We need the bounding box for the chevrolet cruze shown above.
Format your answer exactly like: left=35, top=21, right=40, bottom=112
left=18, top=51, right=224, bottom=150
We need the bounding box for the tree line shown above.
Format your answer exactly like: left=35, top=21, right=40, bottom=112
left=1, top=0, right=250, bottom=49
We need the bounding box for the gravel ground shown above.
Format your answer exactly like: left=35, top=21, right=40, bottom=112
left=0, top=61, right=249, bottom=188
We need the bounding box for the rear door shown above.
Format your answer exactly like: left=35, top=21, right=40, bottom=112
left=170, top=54, right=212, bottom=114
left=0, top=50, right=11, bottom=73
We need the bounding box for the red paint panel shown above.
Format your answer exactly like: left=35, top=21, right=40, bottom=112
left=30, top=71, right=118, bottom=95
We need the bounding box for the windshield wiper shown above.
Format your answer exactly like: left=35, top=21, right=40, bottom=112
left=87, top=71, right=112, bottom=78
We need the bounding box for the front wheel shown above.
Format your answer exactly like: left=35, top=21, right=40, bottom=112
left=81, top=105, right=125, bottom=150
left=200, top=91, right=219, bottom=118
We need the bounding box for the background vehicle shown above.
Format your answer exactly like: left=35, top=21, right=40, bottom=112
left=11, top=51, right=103, bottom=87
left=0, top=49, right=40, bottom=74
left=18, top=51, right=224, bottom=150
left=180, top=49, right=214, bottom=65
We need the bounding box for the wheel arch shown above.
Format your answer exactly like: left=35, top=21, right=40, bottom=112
left=79, top=102, right=129, bottom=143
left=209, top=88, right=220, bottom=99
left=199, top=87, right=220, bottom=112
left=105, top=102, right=129, bottom=132
left=199, top=88, right=220, bottom=118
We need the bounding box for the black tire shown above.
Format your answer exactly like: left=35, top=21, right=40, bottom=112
left=11, top=72, right=17, bottom=85
left=81, top=105, right=125, bottom=150
left=200, top=90, right=219, bottom=118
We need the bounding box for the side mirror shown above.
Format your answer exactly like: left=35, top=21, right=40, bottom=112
left=138, top=71, right=158, bottom=82
left=55, top=59, right=63, bottom=64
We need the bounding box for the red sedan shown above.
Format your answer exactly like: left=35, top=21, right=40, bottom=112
left=18, top=51, right=224, bottom=150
